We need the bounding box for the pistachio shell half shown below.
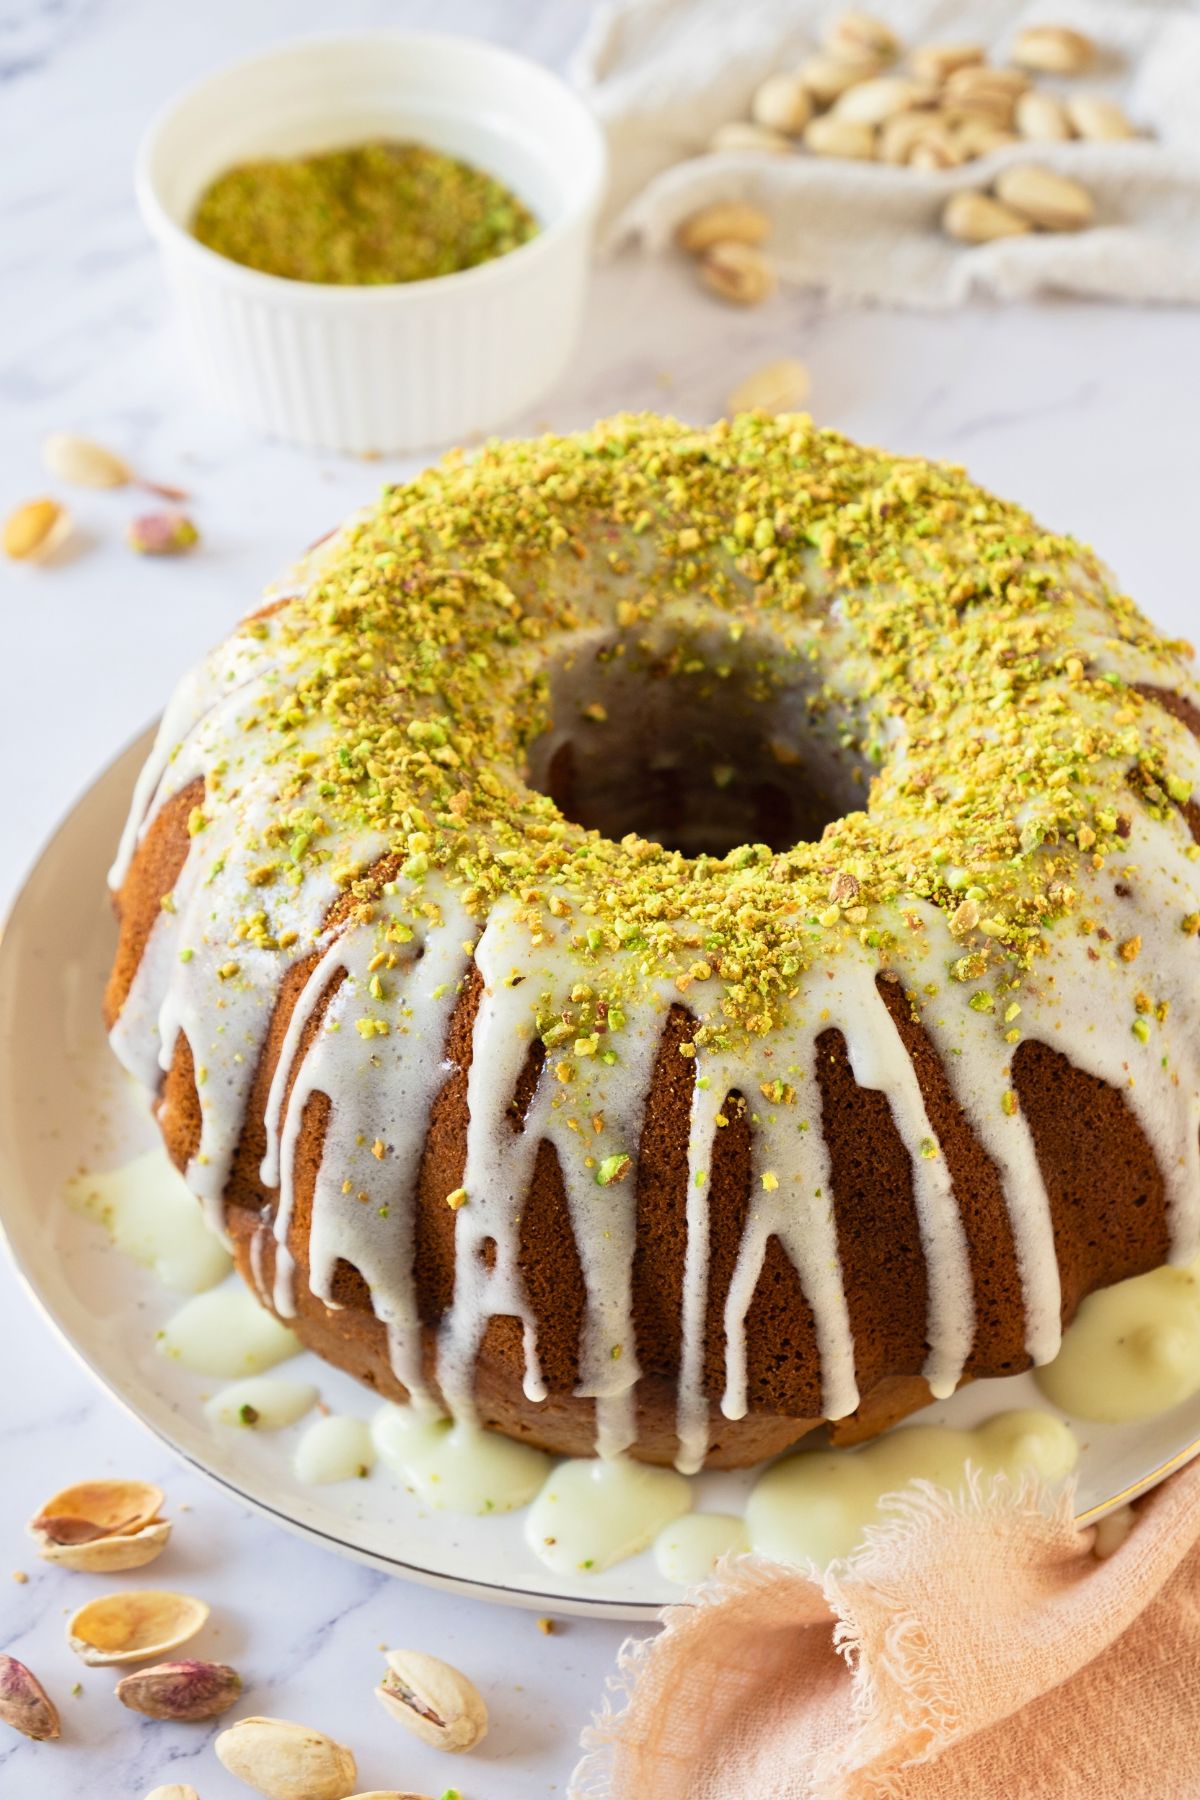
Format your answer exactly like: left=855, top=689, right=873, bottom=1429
left=146, top=1788, right=201, bottom=1800
left=68, top=1589, right=209, bottom=1665
left=42, top=1519, right=172, bottom=1573
left=0, top=1653, right=60, bottom=1741
left=31, top=1479, right=170, bottom=1571
left=375, top=1649, right=488, bottom=1753
left=3, top=497, right=71, bottom=562
left=116, top=1658, right=242, bottom=1721
left=33, top=1478, right=164, bottom=1541
left=215, top=1716, right=357, bottom=1800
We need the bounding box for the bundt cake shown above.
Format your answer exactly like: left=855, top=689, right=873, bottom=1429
left=105, top=413, right=1200, bottom=1472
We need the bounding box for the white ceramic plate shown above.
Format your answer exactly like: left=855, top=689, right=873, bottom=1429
left=2, top=732, right=1199, bottom=1621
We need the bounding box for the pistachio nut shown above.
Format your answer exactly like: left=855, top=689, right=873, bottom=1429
left=909, top=127, right=965, bottom=171
left=698, top=239, right=777, bottom=305
left=994, top=163, right=1095, bottom=231
left=1066, top=95, right=1136, bottom=141
left=942, top=190, right=1032, bottom=243
left=68, top=1589, right=209, bottom=1665
left=42, top=431, right=131, bottom=488
left=375, top=1649, right=488, bottom=1753
left=831, top=75, right=935, bottom=125
left=709, top=121, right=792, bottom=156
left=952, top=119, right=1019, bottom=159
left=943, top=64, right=1027, bottom=126
left=910, top=41, right=984, bottom=83
left=216, top=1716, right=357, bottom=1800
left=796, top=51, right=883, bottom=106
left=3, top=497, right=71, bottom=562
left=0, top=1653, right=59, bottom=1741
left=116, top=1658, right=242, bottom=1721
left=675, top=200, right=771, bottom=254
left=879, top=110, right=942, bottom=164
left=750, top=72, right=813, bottom=136
left=823, top=10, right=899, bottom=64
left=126, top=511, right=199, bottom=556
left=1011, top=24, right=1095, bottom=75
left=1014, top=91, right=1073, bottom=142
left=146, top=1788, right=201, bottom=1800
left=727, top=357, right=811, bottom=416
left=803, top=115, right=877, bottom=160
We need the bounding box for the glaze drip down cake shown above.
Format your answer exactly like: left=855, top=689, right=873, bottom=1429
left=105, top=413, right=1200, bottom=1472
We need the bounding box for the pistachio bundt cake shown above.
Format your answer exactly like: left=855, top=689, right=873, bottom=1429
left=105, top=414, right=1200, bottom=1471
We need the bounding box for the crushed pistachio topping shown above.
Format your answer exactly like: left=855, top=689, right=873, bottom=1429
left=191, top=140, right=538, bottom=287
left=200, top=413, right=1196, bottom=1053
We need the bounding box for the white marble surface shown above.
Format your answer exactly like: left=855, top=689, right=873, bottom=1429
left=1, top=1, right=1197, bottom=1796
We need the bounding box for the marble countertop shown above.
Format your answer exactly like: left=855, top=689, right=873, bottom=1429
left=1, top=1, right=1196, bottom=1795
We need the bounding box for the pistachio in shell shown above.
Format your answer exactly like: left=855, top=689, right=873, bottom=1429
left=0, top=1653, right=60, bottom=1741
left=31, top=1478, right=170, bottom=1572
left=215, top=1716, right=357, bottom=1800
left=375, top=1649, right=488, bottom=1753
left=68, top=1589, right=208, bottom=1666
left=116, top=1657, right=242, bottom=1721
left=145, top=1789, right=201, bottom=1800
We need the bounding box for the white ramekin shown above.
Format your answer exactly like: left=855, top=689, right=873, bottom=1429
left=136, top=31, right=607, bottom=455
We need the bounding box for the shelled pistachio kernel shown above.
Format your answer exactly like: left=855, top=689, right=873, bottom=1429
left=1012, top=23, right=1095, bottom=75
left=995, top=163, right=1095, bottom=230
left=127, top=511, right=199, bottom=556
left=0, top=1654, right=59, bottom=1741
left=699, top=239, right=777, bottom=305
left=675, top=200, right=771, bottom=255
left=942, top=190, right=1032, bottom=243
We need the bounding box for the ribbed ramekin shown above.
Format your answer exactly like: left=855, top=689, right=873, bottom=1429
left=135, top=31, right=607, bottom=455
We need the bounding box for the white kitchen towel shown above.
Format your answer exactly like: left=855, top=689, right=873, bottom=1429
left=573, top=0, right=1200, bottom=305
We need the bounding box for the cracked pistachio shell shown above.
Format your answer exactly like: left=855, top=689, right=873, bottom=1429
left=42, top=431, right=131, bottom=488
left=68, top=1589, right=208, bottom=1665
left=823, top=9, right=899, bottom=63
left=31, top=1478, right=169, bottom=1570
left=116, top=1658, right=242, bottom=1721
left=0, top=1653, right=60, bottom=1741
left=39, top=1519, right=172, bottom=1573
left=33, top=1478, right=164, bottom=1542
left=216, top=1716, right=357, bottom=1800
left=375, top=1649, right=488, bottom=1753
left=146, top=1789, right=201, bottom=1800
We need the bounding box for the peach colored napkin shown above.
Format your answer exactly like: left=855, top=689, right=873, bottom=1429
left=572, top=1460, right=1200, bottom=1799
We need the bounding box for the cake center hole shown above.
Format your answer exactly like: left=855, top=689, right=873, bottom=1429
left=526, top=634, right=858, bottom=857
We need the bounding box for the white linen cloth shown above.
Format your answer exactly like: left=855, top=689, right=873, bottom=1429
left=573, top=0, right=1200, bottom=305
